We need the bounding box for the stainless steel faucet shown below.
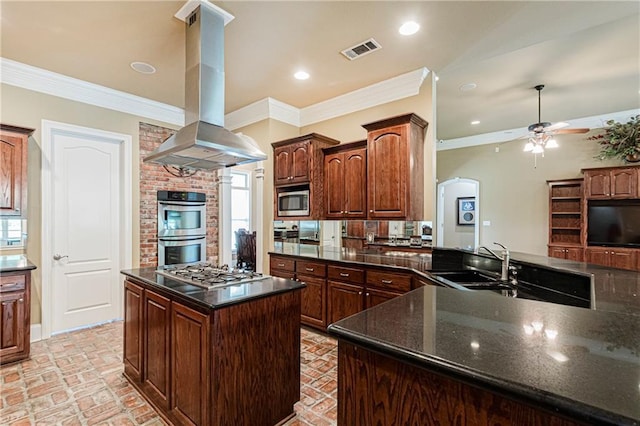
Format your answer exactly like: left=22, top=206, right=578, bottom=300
left=478, top=242, right=510, bottom=281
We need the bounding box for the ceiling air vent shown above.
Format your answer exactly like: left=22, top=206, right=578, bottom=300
left=340, top=38, right=381, bottom=60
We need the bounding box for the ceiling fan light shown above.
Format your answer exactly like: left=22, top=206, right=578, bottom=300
left=532, top=144, right=545, bottom=154
left=524, top=142, right=534, bottom=152
left=546, top=139, right=558, bottom=148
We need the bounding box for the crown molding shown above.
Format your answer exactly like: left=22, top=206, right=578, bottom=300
left=225, top=97, right=300, bottom=130
left=437, top=108, right=640, bottom=151
left=300, top=67, right=430, bottom=127
left=175, top=0, right=234, bottom=25
left=1, top=57, right=184, bottom=126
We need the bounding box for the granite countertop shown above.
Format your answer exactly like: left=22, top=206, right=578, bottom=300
left=0, top=254, right=37, bottom=272
left=121, top=267, right=305, bottom=310
left=269, top=244, right=640, bottom=316
left=328, top=285, right=640, bottom=425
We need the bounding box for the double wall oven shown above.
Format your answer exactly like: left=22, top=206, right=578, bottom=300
left=157, top=190, right=207, bottom=266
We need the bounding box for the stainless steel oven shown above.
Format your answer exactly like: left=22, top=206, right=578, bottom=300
left=158, top=236, right=206, bottom=266
left=277, top=189, right=310, bottom=217
left=157, top=191, right=207, bottom=266
left=158, top=191, right=206, bottom=238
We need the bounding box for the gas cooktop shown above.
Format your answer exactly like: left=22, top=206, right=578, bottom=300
left=156, top=263, right=269, bottom=290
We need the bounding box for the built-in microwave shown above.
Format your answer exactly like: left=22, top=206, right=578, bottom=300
left=277, top=189, right=310, bottom=217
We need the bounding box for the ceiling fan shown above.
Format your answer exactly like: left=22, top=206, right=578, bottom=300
left=522, top=84, right=590, bottom=155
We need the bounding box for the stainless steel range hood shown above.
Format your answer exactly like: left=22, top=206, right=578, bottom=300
left=145, top=4, right=266, bottom=170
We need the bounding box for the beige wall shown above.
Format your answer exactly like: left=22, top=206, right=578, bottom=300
left=436, top=131, right=622, bottom=256
left=0, top=83, right=179, bottom=324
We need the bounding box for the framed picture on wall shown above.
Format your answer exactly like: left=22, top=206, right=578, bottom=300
left=457, top=197, right=476, bottom=225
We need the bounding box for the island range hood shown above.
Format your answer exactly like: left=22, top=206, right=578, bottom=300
left=144, top=4, right=266, bottom=170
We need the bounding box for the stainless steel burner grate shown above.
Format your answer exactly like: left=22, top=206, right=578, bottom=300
left=156, top=262, right=269, bottom=290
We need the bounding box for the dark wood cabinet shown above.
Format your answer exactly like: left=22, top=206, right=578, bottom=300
left=324, top=141, right=367, bottom=219
left=585, top=247, right=637, bottom=271
left=171, top=302, right=210, bottom=426
left=143, top=289, right=171, bottom=409
left=327, top=281, right=365, bottom=325
left=547, top=179, right=584, bottom=254
left=363, top=113, right=428, bottom=220
left=583, top=166, right=638, bottom=199
left=296, top=259, right=327, bottom=329
left=366, top=287, right=403, bottom=308
left=123, top=280, right=143, bottom=382
left=0, top=125, right=33, bottom=217
left=0, top=270, right=31, bottom=365
left=272, top=134, right=340, bottom=219
left=548, top=246, right=584, bottom=262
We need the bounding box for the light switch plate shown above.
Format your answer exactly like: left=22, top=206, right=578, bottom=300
left=483, top=220, right=491, bottom=226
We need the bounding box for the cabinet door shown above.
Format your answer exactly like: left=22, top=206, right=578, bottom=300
left=367, top=125, right=407, bottom=218
left=143, top=290, right=171, bottom=409
left=584, top=170, right=610, bottom=199
left=273, top=146, right=292, bottom=186
left=123, top=280, right=144, bottom=382
left=171, top=302, right=210, bottom=426
left=609, top=249, right=635, bottom=271
left=366, top=287, right=402, bottom=309
left=344, top=148, right=367, bottom=218
left=0, top=133, right=26, bottom=216
left=610, top=168, right=638, bottom=198
left=565, top=247, right=584, bottom=262
left=290, top=141, right=310, bottom=184
left=297, top=274, right=326, bottom=328
left=327, top=281, right=364, bottom=325
left=585, top=247, right=610, bottom=267
left=324, top=153, right=345, bottom=219
left=548, top=247, right=567, bottom=259
left=0, top=291, right=26, bottom=357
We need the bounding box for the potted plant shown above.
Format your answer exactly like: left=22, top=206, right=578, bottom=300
left=589, top=115, right=640, bottom=163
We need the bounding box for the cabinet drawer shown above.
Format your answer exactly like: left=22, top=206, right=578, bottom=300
left=327, top=265, right=365, bottom=284
left=271, top=269, right=296, bottom=280
left=296, top=260, right=326, bottom=278
left=270, top=256, right=295, bottom=272
left=367, top=270, right=411, bottom=292
left=0, top=273, right=26, bottom=292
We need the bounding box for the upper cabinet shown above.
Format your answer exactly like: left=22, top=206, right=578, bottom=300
left=272, top=134, right=339, bottom=220
left=0, top=125, right=33, bottom=217
left=324, top=141, right=367, bottom=219
left=583, top=166, right=639, bottom=199
left=363, top=113, right=428, bottom=220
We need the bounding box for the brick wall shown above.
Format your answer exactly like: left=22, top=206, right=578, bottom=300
left=139, top=122, right=219, bottom=267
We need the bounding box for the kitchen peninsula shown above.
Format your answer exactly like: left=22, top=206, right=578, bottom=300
left=120, top=267, right=305, bottom=426
left=270, top=244, right=640, bottom=425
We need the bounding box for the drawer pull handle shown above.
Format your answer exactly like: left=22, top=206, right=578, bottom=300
left=305, top=268, right=314, bottom=272
left=277, top=263, right=285, bottom=267
left=381, top=279, right=393, bottom=284
left=339, top=273, right=350, bottom=277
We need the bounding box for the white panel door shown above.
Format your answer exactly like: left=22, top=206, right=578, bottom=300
left=51, top=133, right=121, bottom=333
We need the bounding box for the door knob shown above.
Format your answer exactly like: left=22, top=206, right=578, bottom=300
left=53, top=254, right=69, bottom=260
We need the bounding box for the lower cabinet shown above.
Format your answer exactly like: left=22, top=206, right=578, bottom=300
left=0, top=270, right=31, bottom=365
left=171, top=302, right=210, bottom=426
left=297, top=275, right=326, bottom=328
left=123, top=280, right=143, bottom=381
left=143, top=290, right=171, bottom=410
left=585, top=247, right=637, bottom=271
left=328, top=281, right=365, bottom=325
left=548, top=246, right=584, bottom=262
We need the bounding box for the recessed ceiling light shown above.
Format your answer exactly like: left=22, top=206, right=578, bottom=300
left=459, top=82, right=477, bottom=92
left=294, top=70, right=310, bottom=80
left=471, top=120, right=480, bottom=125
left=130, top=61, right=156, bottom=74
left=399, top=21, right=420, bottom=36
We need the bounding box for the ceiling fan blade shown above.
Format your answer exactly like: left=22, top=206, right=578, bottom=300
left=553, top=128, right=590, bottom=134
left=546, top=122, right=570, bottom=131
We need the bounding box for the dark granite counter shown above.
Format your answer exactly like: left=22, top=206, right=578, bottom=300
left=121, top=267, right=305, bottom=309
left=328, top=285, right=640, bottom=425
left=0, top=254, right=37, bottom=272
left=270, top=243, right=640, bottom=316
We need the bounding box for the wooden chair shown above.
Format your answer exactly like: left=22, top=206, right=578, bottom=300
left=235, top=230, right=256, bottom=271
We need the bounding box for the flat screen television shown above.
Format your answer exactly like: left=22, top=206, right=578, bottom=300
left=587, top=200, right=640, bottom=247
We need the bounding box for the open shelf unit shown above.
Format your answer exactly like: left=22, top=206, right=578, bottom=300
left=548, top=179, right=584, bottom=248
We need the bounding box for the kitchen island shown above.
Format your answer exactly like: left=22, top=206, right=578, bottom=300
left=120, top=267, right=305, bottom=426
left=328, top=285, right=640, bottom=425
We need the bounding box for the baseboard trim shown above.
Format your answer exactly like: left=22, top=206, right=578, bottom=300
left=31, top=323, right=42, bottom=342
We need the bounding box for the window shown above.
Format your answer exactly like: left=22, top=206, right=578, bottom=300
left=231, top=171, right=251, bottom=251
